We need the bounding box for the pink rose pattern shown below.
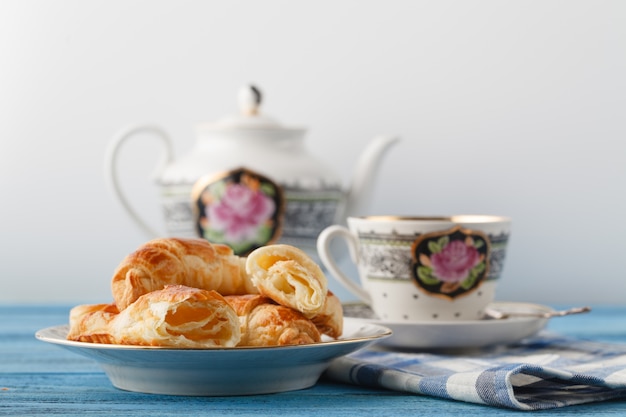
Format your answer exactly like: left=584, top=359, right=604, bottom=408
left=411, top=226, right=489, bottom=299
left=194, top=168, right=283, bottom=256
left=208, top=183, right=275, bottom=242
left=430, top=240, right=481, bottom=283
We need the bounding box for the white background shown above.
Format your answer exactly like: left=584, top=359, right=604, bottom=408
left=1, top=0, right=624, bottom=306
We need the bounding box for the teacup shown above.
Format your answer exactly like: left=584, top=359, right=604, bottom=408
left=317, top=215, right=511, bottom=322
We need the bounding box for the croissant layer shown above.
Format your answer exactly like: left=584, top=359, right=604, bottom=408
left=68, top=285, right=241, bottom=348
left=225, top=294, right=321, bottom=346
left=245, top=244, right=328, bottom=317
left=111, top=238, right=256, bottom=310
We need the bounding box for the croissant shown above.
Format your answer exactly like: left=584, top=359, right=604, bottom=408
left=224, top=294, right=321, bottom=347
left=67, top=303, right=119, bottom=344
left=310, top=291, right=343, bottom=339
left=68, top=285, right=241, bottom=348
left=245, top=244, right=328, bottom=317
left=111, top=238, right=257, bottom=310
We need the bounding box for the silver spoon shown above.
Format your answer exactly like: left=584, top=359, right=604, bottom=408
left=483, top=306, right=591, bottom=320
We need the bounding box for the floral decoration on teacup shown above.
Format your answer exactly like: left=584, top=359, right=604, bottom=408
left=410, top=226, right=490, bottom=300
left=192, top=167, right=284, bottom=256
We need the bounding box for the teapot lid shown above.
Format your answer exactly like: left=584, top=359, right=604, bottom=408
left=200, top=85, right=304, bottom=133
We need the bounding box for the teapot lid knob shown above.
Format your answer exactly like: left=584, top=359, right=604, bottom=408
left=238, top=84, right=262, bottom=116
left=199, top=84, right=305, bottom=132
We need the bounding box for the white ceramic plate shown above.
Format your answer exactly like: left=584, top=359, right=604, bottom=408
left=35, top=317, right=391, bottom=396
left=343, top=301, right=552, bottom=350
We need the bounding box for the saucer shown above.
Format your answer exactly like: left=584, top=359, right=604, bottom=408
left=35, top=318, right=391, bottom=396
left=343, top=301, right=552, bottom=350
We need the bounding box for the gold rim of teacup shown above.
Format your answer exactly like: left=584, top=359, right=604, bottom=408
left=353, top=215, right=511, bottom=223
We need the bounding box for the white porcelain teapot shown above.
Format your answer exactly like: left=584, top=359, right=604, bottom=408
left=105, top=85, right=398, bottom=257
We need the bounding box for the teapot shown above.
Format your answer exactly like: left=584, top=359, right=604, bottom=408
left=105, top=85, right=398, bottom=258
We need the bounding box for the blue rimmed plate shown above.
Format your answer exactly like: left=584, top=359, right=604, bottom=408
left=36, top=317, right=391, bottom=396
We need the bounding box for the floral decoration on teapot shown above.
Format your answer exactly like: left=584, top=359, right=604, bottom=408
left=191, top=167, right=284, bottom=256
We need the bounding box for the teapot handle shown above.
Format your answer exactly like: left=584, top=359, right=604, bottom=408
left=104, top=124, right=174, bottom=239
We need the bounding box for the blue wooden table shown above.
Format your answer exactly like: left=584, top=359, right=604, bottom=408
left=3, top=304, right=626, bottom=416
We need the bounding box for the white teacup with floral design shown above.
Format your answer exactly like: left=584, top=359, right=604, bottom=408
left=317, top=215, right=511, bottom=322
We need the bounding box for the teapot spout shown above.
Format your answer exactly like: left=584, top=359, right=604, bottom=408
left=344, top=135, right=399, bottom=219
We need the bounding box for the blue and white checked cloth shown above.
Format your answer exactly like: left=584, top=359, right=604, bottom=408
left=324, top=332, right=626, bottom=410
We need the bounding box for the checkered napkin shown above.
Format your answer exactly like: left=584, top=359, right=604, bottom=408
left=324, top=332, right=626, bottom=410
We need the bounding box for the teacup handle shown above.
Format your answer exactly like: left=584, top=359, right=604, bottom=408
left=104, top=124, right=174, bottom=239
left=317, top=225, right=372, bottom=305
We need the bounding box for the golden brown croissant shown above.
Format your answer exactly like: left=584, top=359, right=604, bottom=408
left=245, top=244, right=328, bottom=317
left=67, top=303, right=119, bottom=344
left=310, top=291, right=343, bottom=339
left=224, top=294, right=321, bottom=347
left=68, top=285, right=241, bottom=348
left=111, top=238, right=257, bottom=310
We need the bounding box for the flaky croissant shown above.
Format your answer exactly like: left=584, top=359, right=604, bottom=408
left=111, top=238, right=257, bottom=310
left=310, top=291, right=343, bottom=339
left=68, top=285, right=241, bottom=348
left=245, top=244, right=328, bottom=317
left=67, top=303, right=120, bottom=344
left=224, top=294, right=321, bottom=347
